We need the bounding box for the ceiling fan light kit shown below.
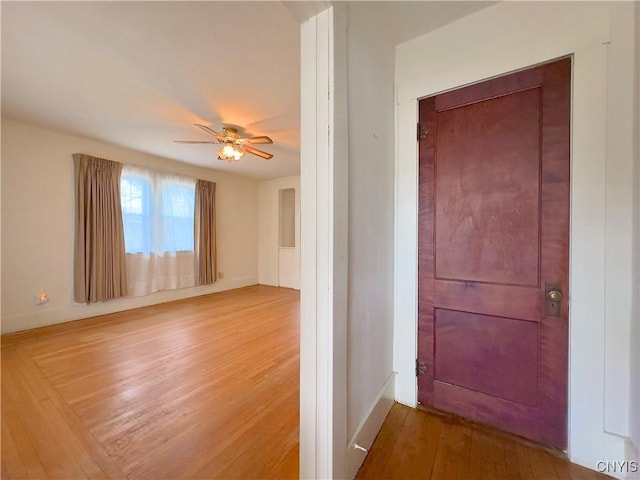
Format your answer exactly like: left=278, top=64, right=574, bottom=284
left=218, top=143, right=244, bottom=163
left=175, top=124, right=274, bottom=164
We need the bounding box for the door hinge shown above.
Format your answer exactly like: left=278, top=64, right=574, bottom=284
left=417, top=124, right=428, bottom=141
left=416, top=359, right=427, bottom=376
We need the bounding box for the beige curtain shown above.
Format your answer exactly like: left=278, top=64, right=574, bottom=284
left=194, top=179, right=217, bottom=285
left=73, top=154, right=127, bottom=303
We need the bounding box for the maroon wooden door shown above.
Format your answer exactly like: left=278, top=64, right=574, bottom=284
left=417, top=58, right=570, bottom=449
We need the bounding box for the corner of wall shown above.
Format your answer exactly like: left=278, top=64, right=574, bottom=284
left=345, top=373, right=395, bottom=479
left=1, top=119, right=261, bottom=334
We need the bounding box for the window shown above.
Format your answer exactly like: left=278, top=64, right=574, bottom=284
left=121, top=166, right=195, bottom=254
left=279, top=188, right=295, bottom=248
left=159, top=178, right=195, bottom=253
left=121, top=173, right=152, bottom=254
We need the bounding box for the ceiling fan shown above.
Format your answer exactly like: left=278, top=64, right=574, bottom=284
left=175, top=124, right=273, bottom=163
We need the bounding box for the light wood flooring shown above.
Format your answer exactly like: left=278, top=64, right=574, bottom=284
left=1, top=285, right=299, bottom=479
left=3, top=285, right=609, bottom=480
left=357, top=403, right=608, bottom=480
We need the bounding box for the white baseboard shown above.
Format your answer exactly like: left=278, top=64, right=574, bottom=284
left=1, top=276, right=258, bottom=334
left=346, top=372, right=395, bottom=479
left=623, top=438, right=640, bottom=480
left=571, top=433, right=640, bottom=480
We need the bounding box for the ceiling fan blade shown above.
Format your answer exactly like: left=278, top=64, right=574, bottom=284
left=194, top=123, right=223, bottom=139
left=174, top=140, right=220, bottom=144
left=242, top=145, right=273, bottom=160
left=246, top=135, right=273, bottom=145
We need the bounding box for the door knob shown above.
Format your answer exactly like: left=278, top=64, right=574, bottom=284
left=545, top=282, right=562, bottom=317
left=547, top=290, right=562, bottom=301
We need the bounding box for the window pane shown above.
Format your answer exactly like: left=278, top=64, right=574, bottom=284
left=120, top=168, right=195, bottom=254
left=121, top=177, right=144, bottom=215
left=121, top=173, right=152, bottom=254
left=160, top=179, right=195, bottom=252
left=123, top=214, right=144, bottom=253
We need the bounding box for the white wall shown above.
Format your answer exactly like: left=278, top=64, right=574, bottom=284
left=394, top=1, right=638, bottom=475
left=343, top=3, right=396, bottom=478
left=604, top=3, right=637, bottom=441
left=258, top=175, right=300, bottom=289
left=1, top=119, right=259, bottom=334
left=630, top=0, right=640, bottom=460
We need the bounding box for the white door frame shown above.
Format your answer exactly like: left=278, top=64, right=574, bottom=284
left=299, top=6, right=349, bottom=479
left=393, top=3, right=631, bottom=472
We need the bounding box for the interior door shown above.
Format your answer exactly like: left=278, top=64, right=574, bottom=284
left=417, top=58, right=571, bottom=449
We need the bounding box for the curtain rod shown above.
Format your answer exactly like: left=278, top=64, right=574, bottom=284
left=74, top=152, right=217, bottom=184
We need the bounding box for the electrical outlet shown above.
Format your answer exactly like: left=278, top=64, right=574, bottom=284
left=218, top=272, right=224, bottom=279
left=35, top=289, right=49, bottom=305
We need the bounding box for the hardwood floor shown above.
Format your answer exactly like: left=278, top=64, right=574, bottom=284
left=356, top=403, right=608, bottom=480
left=1, top=285, right=300, bottom=480
left=2, top=285, right=610, bottom=480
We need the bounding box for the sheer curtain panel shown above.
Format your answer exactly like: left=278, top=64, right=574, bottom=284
left=73, top=154, right=128, bottom=303
left=121, top=166, right=196, bottom=296
left=195, top=180, right=217, bottom=285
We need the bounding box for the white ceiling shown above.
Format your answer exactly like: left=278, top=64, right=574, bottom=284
left=2, top=1, right=492, bottom=181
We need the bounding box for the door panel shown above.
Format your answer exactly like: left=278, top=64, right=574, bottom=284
left=434, top=309, right=539, bottom=406
left=435, top=88, right=541, bottom=287
left=434, top=280, right=541, bottom=321
left=418, top=57, right=570, bottom=449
